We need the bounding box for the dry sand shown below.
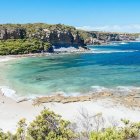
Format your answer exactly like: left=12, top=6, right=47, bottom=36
left=1, top=92, right=140, bottom=132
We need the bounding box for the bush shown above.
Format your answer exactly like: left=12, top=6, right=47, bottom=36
left=0, top=39, right=53, bottom=55
left=27, top=109, right=76, bottom=140
left=0, top=110, right=140, bottom=140
left=0, top=109, right=76, bottom=140
left=90, top=119, right=140, bottom=140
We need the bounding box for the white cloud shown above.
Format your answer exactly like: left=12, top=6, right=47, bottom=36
left=76, top=24, right=140, bottom=33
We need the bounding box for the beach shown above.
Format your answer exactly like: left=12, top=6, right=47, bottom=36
left=1, top=90, right=140, bottom=133
left=0, top=51, right=140, bottom=133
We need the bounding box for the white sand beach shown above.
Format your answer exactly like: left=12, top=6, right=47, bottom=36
left=1, top=91, right=140, bottom=132
left=1, top=56, right=140, bottom=133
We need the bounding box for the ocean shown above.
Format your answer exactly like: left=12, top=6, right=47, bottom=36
left=0, top=42, right=140, bottom=98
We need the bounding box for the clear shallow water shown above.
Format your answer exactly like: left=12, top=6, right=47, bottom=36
left=0, top=42, right=140, bottom=97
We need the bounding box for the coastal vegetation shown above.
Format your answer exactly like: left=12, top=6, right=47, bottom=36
left=0, top=39, right=52, bottom=55
left=0, top=109, right=140, bottom=140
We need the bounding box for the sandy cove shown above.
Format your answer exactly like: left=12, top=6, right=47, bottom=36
left=1, top=91, right=140, bottom=133
left=1, top=56, right=140, bottom=133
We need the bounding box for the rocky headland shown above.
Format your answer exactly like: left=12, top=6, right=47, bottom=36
left=0, top=23, right=138, bottom=55
left=0, top=23, right=87, bottom=55
left=81, top=31, right=138, bottom=45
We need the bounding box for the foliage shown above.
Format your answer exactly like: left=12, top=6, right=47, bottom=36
left=1, top=110, right=140, bottom=140
left=0, top=109, right=76, bottom=140
left=0, top=23, right=137, bottom=52
left=27, top=109, right=76, bottom=140
left=15, top=118, right=27, bottom=140
left=0, top=23, right=87, bottom=55
left=90, top=119, right=140, bottom=140
left=0, top=129, right=8, bottom=140
left=0, top=39, right=52, bottom=55
left=0, top=23, right=77, bottom=34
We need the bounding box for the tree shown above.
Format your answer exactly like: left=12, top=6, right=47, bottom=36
left=27, top=109, right=76, bottom=140
left=0, top=39, right=53, bottom=55
left=15, top=118, right=27, bottom=140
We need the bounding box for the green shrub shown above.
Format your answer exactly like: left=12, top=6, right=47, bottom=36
left=27, top=109, right=76, bottom=140
left=1, top=110, right=140, bottom=140
left=0, top=39, right=53, bottom=55
left=90, top=119, right=140, bottom=140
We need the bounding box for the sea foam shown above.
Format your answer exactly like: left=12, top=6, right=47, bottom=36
left=0, top=86, right=17, bottom=99
left=91, top=86, right=140, bottom=96
left=91, top=49, right=139, bottom=54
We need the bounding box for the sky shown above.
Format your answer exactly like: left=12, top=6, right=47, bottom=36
left=0, top=0, right=140, bottom=33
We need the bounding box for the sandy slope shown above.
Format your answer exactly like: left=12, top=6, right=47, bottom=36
left=1, top=92, right=140, bottom=132
left=0, top=93, right=43, bottom=132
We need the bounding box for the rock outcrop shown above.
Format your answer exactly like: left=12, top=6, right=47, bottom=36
left=0, top=24, right=85, bottom=50
left=0, top=28, right=26, bottom=40
left=0, top=23, right=138, bottom=51
left=43, top=29, right=85, bottom=48
left=84, top=31, right=137, bottom=45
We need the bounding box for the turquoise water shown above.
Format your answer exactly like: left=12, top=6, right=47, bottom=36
left=0, top=42, right=140, bottom=97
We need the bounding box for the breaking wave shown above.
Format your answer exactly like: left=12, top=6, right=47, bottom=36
left=1, top=85, right=140, bottom=101
left=91, top=86, right=140, bottom=96
left=0, top=86, right=17, bottom=99
left=91, top=49, right=139, bottom=54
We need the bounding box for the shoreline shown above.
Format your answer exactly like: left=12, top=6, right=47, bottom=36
left=1, top=39, right=137, bottom=60
left=33, top=92, right=140, bottom=108
left=0, top=54, right=140, bottom=106
left=1, top=91, right=140, bottom=133
left=0, top=40, right=138, bottom=61
left=1, top=47, right=140, bottom=132
left=0, top=47, right=92, bottom=60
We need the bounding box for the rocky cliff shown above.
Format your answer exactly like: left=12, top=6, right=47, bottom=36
left=0, top=28, right=26, bottom=40
left=0, top=23, right=138, bottom=55
left=0, top=24, right=85, bottom=49
left=82, top=31, right=137, bottom=45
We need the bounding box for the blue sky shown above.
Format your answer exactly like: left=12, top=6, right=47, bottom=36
left=0, top=0, right=140, bottom=32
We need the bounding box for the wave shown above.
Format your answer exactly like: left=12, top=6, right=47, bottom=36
left=91, top=86, right=140, bottom=95
left=0, top=86, right=31, bottom=102
left=0, top=85, right=81, bottom=100
left=0, top=86, right=17, bottom=99
left=119, top=42, right=128, bottom=45
left=91, top=49, right=139, bottom=54
left=1, top=85, right=140, bottom=101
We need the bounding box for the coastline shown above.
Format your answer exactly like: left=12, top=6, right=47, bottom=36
left=0, top=40, right=138, bottom=62
left=1, top=91, right=140, bottom=133
left=1, top=50, right=140, bottom=133
left=0, top=47, right=92, bottom=61
left=0, top=53, right=140, bottom=104
left=0, top=49, right=92, bottom=101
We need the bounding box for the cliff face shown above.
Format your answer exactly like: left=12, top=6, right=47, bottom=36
left=0, top=28, right=26, bottom=40
left=0, top=24, right=85, bottom=49
left=84, top=31, right=137, bottom=45
left=0, top=23, right=137, bottom=50
left=42, top=29, right=85, bottom=48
